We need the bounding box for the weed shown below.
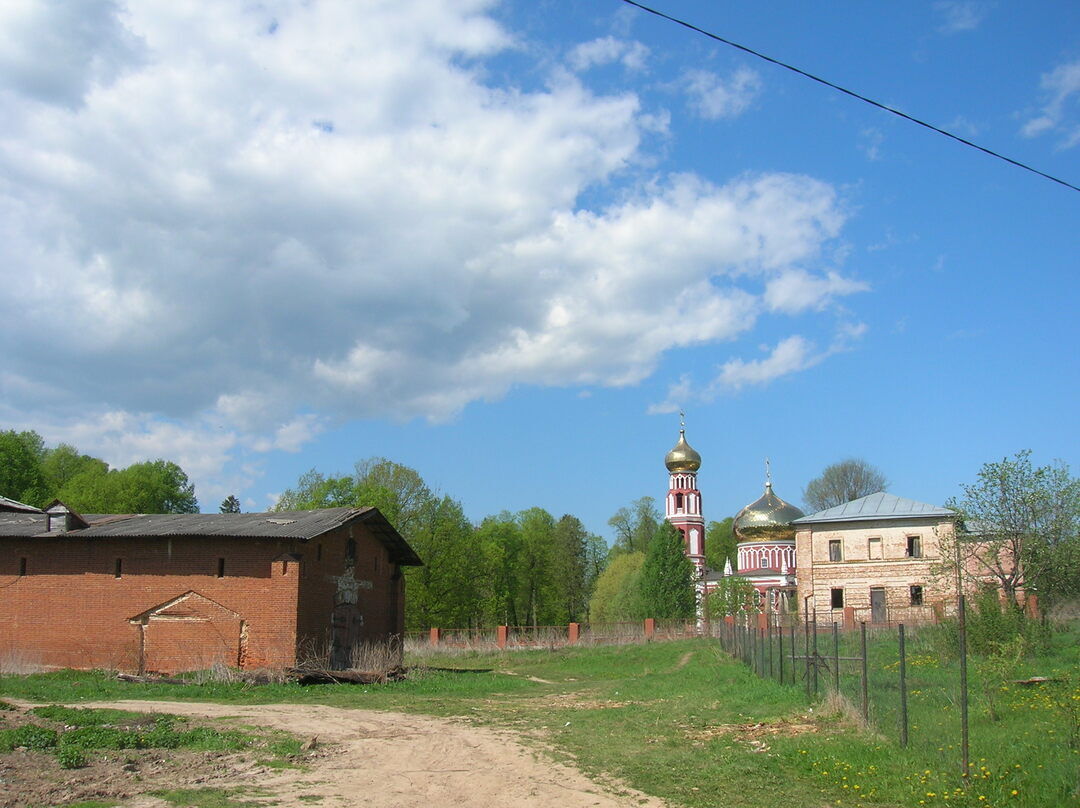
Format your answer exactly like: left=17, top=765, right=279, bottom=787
left=56, top=745, right=88, bottom=769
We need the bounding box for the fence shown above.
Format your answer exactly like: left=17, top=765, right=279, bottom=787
left=404, top=618, right=696, bottom=653
left=712, top=596, right=989, bottom=777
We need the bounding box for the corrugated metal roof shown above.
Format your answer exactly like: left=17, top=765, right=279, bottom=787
left=0, top=496, right=43, bottom=513
left=0, top=506, right=422, bottom=565
left=792, top=492, right=954, bottom=524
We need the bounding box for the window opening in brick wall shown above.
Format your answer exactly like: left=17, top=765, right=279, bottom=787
left=868, top=537, right=882, bottom=560
left=346, top=539, right=356, bottom=562
left=217, top=558, right=225, bottom=578
left=828, top=539, right=843, bottom=562
left=19, top=557, right=26, bottom=576
left=114, top=559, right=122, bottom=579
left=830, top=588, right=844, bottom=608
left=910, top=585, right=924, bottom=606
left=906, top=535, right=922, bottom=558
left=282, top=560, right=288, bottom=575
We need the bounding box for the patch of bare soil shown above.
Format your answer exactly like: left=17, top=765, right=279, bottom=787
left=6, top=701, right=668, bottom=808
left=0, top=704, right=274, bottom=808
left=681, top=714, right=820, bottom=753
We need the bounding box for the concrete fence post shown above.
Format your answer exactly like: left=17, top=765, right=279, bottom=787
left=429, top=627, right=440, bottom=646
left=644, top=618, right=656, bottom=639
left=1025, top=594, right=1040, bottom=620
left=568, top=622, right=580, bottom=644
left=497, top=625, right=508, bottom=650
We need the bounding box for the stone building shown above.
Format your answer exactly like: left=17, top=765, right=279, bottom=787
left=0, top=501, right=421, bottom=673
left=792, top=492, right=955, bottom=623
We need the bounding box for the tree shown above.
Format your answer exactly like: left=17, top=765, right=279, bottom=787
left=705, top=576, right=758, bottom=619
left=0, top=429, right=47, bottom=505
left=607, top=496, right=660, bottom=556
left=803, top=458, right=889, bottom=512
left=940, top=451, right=1080, bottom=609
left=41, top=444, right=107, bottom=494
left=705, top=517, right=736, bottom=572
left=588, top=552, right=646, bottom=623
left=220, top=494, right=242, bottom=513
left=59, top=460, right=198, bottom=514
left=638, top=521, right=696, bottom=619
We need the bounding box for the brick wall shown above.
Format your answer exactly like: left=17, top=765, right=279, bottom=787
left=0, top=519, right=405, bottom=673
left=795, top=517, right=956, bottom=623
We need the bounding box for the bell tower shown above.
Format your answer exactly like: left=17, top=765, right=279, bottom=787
left=664, top=413, right=706, bottom=578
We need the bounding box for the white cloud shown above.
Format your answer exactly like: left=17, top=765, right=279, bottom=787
left=716, top=336, right=822, bottom=390
left=568, top=36, right=649, bottom=72
left=1, top=1, right=863, bottom=492
left=764, top=269, right=868, bottom=314
left=682, top=67, right=761, bottom=120
left=933, top=2, right=989, bottom=34
left=1020, top=59, right=1080, bottom=148
left=0, top=0, right=145, bottom=108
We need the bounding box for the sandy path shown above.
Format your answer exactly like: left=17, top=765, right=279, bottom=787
left=79, top=700, right=668, bottom=808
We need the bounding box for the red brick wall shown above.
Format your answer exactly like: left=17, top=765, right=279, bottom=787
left=0, top=519, right=406, bottom=674
left=294, top=523, right=405, bottom=667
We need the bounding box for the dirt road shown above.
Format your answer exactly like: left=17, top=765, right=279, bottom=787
left=79, top=700, right=668, bottom=808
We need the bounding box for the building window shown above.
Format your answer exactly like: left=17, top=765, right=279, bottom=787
left=346, top=539, right=356, bottom=562
left=906, top=535, right=922, bottom=558
left=217, top=558, right=225, bottom=578
left=114, top=559, right=123, bottom=579
left=910, top=585, right=924, bottom=606
left=19, top=557, right=27, bottom=576
left=675, top=492, right=684, bottom=510
left=868, top=537, right=882, bottom=560
left=831, top=588, right=844, bottom=609
left=828, top=539, right=843, bottom=562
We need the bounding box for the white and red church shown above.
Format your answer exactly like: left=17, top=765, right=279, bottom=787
left=662, top=423, right=803, bottom=612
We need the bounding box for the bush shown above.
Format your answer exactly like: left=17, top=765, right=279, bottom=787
left=0, top=724, right=58, bottom=751
left=56, top=745, right=87, bottom=769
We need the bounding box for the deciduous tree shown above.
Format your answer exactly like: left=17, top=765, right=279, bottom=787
left=803, top=458, right=888, bottom=512
left=939, top=451, right=1080, bottom=608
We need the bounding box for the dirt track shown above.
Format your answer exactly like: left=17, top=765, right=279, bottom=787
left=78, top=700, right=668, bottom=808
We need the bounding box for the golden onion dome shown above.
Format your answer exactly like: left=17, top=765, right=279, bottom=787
left=733, top=481, right=806, bottom=542
left=665, top=429, right=701, bottom=472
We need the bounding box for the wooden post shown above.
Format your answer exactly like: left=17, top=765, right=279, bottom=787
left=568, top=622, right=580, bottom=644
left=429, top=627, right=440, bottom=646
left=843, top=605, right=856, bottom=630
left=644, top=618, right=656, bottom=639
left=497, top=625, right=508, bottom=650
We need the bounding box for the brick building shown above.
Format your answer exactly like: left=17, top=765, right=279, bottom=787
left=0, top=501, right=421, bottom=674
left=793, top=492, right=956, bottom=624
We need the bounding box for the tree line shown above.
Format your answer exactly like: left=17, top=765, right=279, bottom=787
left=0, top=430, right=198, bottom=514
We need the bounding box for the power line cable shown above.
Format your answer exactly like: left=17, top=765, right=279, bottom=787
left=618, top=0, right=1080, bottom=194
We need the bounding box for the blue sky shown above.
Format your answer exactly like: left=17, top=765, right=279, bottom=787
left=1, top=1, right=1077, bottom=542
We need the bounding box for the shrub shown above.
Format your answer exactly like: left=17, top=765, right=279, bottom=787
left=56, top=745, right=87, bottom=769
left=0, top=724, right=58, bottom=751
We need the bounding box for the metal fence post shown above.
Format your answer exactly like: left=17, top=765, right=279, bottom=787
left=959, top=594, right=970, bottom=781
left=899, top=623, right=909, bottom=747
left=832, top=621, right=840, bottom=694
left=860, top=621, right=869, bottom=723
left=811, top=613, right=819, bottom=697
left=790, top=625, right=796, bottom=687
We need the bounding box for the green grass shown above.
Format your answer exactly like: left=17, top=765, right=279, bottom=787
left=0, top=704, right=300, bottom=770
left=3, top=631, right=1077, bottom=808
left=149, top=787, right=269, bottom=808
